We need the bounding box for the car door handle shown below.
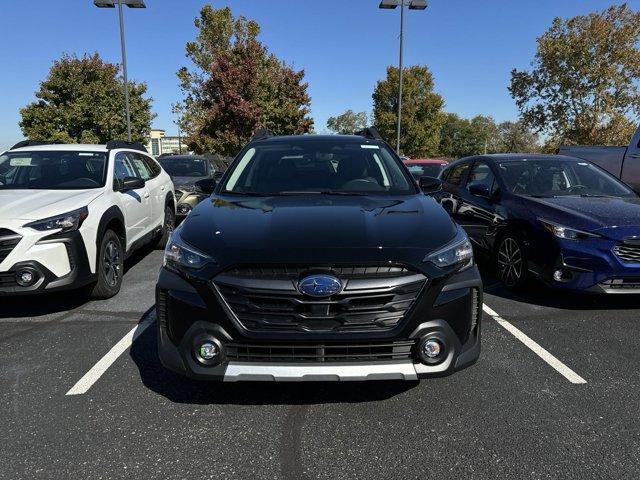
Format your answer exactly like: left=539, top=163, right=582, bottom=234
left=160, top=185, right=166, bottom=191
left=628, top=154, right=640, bottom=159
left=144, top=192, right=150, bottom=198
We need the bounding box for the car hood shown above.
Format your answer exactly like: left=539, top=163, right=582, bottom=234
left=180, top=194, right=458, bottom=267
left=0, top=189, right=104, bottom=221
left=520, top=195, right=640, bottom=241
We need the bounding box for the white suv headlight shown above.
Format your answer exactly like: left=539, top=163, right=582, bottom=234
left=25, top=207, right=88, bottom=232
left=424, top=229, right=474, bottom=271
left=164, top=228, right=213, bottom=270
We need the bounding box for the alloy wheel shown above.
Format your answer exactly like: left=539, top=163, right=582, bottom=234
left=103, top=240, right=122, bottom=287
left=497, top=237, right=523, bottom=287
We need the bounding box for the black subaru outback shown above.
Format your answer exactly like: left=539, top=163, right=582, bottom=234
left=156, top=129, right=482, bottom=382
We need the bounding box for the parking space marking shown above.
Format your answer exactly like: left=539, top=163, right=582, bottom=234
left=483, top=304, right=587, bottom=385
left=66, top=319, right=154, bottom=396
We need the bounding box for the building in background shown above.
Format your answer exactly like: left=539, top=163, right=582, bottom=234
left=146, top=129, right=186, bottom=157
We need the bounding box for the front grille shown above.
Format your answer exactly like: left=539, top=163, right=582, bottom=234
left=614, top=244, right=640, bottom=263
left=0, top=230, right=21, bottom=264
left=600, top=278, right=640, bottom=291
left=226, top=340, right=416, bottom=363
left=0, top=272, right=16, bottom=288
left=224, top=265, right=414, bottom=280
left=214, top=265, right=427, bottom=333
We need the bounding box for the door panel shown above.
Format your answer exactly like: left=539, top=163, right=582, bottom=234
left=113, top=152, right=150, bottom=248
left=456, top=161, right=500, bottom=250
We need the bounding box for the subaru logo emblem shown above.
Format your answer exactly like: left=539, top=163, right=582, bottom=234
left=298, top=274, right=342, bottom=297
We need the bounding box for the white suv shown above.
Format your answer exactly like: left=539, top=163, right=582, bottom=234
left=0, top=141, right=175, bottom=298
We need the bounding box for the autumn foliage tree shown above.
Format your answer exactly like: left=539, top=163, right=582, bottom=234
left=510, top=4, right=640, bottom=146
left=327, top=110, right=370, bottom=135
left=177, top=5, right=313, bottom=156
left=20, top=54, right=153, bottom=144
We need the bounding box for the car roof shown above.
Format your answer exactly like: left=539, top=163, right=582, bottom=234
left=445, top=153, right=580, bottom=167
left=8, top=144, right=109, bottom=153
left=403, top=159, right=448, bottom=164
left=251, top=134, right=382, bottom=145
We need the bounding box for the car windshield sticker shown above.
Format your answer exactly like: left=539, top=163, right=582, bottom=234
left=9, top=157, right=32, bottom=166
left=361, top=145, right=379, bottom=149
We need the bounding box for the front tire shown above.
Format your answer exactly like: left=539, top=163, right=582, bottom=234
left=495, top=233, right=528, bottom=289
left=155, top=206, right=175, bottom=249
left=90, top=230, right=124, bottom=299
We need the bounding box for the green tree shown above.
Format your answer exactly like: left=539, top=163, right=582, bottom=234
left=372, top=66, right=444, bottom=157
left=509, top=4, right=640, bottom=146
left=496, top=120, right=540, bottom=153
left=326, top=110, right=369, bottom=134
left=20, top=53, right=153, bottom=144
left=177, top=5, right=313, bottom=156
left=438, top=113, right=499, bottom=158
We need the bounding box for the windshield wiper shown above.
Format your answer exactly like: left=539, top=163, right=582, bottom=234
left=220, top=190, right=282, bottom=197
left=278, top=190, right=370, bottom=196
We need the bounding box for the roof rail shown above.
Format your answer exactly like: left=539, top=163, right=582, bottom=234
left=106, top=140, right=148, bottom=152
left=251, top=128, right=274, bottom=141
left=355, top=127, right=383, bottom=140
left=10, top=140, right=66, bottom=150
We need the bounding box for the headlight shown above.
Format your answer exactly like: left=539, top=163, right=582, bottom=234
left=177, top=203, right=192, bottom=215
left=539, top=219, right=600, bottom=240
left=164, top=228, right=213, bottom=270
left=424, top=229, right=474, bottom=271
left=25, top=207, right=88, bottom=232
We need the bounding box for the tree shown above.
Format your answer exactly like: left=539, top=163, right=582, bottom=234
left=509, top=4, right=640, bottom=146
left=372, top=66, right=444, bottom=157
left=496, top=120, right=540, bottom=153
left=177, top=5, right=313, bottom=156
left=20, top=54, right=153, bottom=144
left=327, top=110, right=369, bottom=135
left=438, top=113, right=499, bottom=158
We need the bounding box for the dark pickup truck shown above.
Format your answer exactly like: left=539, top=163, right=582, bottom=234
left=558, top=125, right=640, bottom=192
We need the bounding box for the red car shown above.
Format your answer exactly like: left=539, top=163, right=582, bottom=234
left=403, top=159, right=449, bottom=180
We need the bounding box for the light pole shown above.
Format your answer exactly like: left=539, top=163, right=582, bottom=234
left=379, top=0, right=427, bottom=155
left=94, top=0, right=146, bottom=142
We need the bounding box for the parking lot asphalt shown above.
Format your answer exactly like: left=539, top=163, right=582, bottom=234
left=2, top=249, right=640, bottom=480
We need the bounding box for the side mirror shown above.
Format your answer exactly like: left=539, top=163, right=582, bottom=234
left=194, top=178, right=217, bottom=195
left=468, top=182, right=491, bottom=198
left=419, top=176, right=442, bottom=194
left=120, top=176, right=145, bottom=191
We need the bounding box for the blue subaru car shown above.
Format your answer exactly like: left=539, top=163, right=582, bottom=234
left=435, top=154, right=640, bottom=293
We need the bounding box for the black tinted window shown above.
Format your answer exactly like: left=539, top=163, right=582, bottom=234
left=467, top=162, right=497, bottom=193
left=159, top=157, right=209, bottom=177
left=444, top=162, right=471, bottom=186
left=223, top=141, right=414, bottom=195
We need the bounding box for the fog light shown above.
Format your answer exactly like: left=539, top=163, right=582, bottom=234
left=198, top=342, right=218, bottom=360
left=177, top=203, right=192, bottom=215
left=421, top=339, right=442, bottom=358
left=553, top=269, right=572, bottom=283
left=16, top=270, right=37, bottom=287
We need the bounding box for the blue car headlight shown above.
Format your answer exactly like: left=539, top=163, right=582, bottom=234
left=164, top=228, right=214, bottom=270
left=424, top=229, right=474, bottom=271
left=539, top=219, right=601, bottom=240
left=25, top=207, right=89, bottom=232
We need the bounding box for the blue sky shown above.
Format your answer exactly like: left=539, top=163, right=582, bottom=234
left=1, top=0, right=638, bottom=150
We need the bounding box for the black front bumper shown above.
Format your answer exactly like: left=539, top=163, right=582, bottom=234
left=0, top=231, right=96, bottom=295
left=155, top=263, right=483, bottom=381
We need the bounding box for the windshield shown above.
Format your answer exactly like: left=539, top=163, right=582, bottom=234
left=0, top=151, right=107, bottom=190
left=159, top=156, right=209, bottom=178
left=497, top=159, right=636, bottom=198
left=406, top=163, right=445, bottom=179
left=221, top=140, right=415, bottom=195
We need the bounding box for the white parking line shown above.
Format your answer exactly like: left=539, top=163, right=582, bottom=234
left=66, top=319, right=154, bottom=396
left=483, top=304, right=587, bottom=384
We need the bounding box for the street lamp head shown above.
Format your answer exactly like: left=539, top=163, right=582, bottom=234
left=379, top=0, right=399, bottom=9
left=93, top=0, right=146, bottom=8
left=408, top=0, right=427, bottom=10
